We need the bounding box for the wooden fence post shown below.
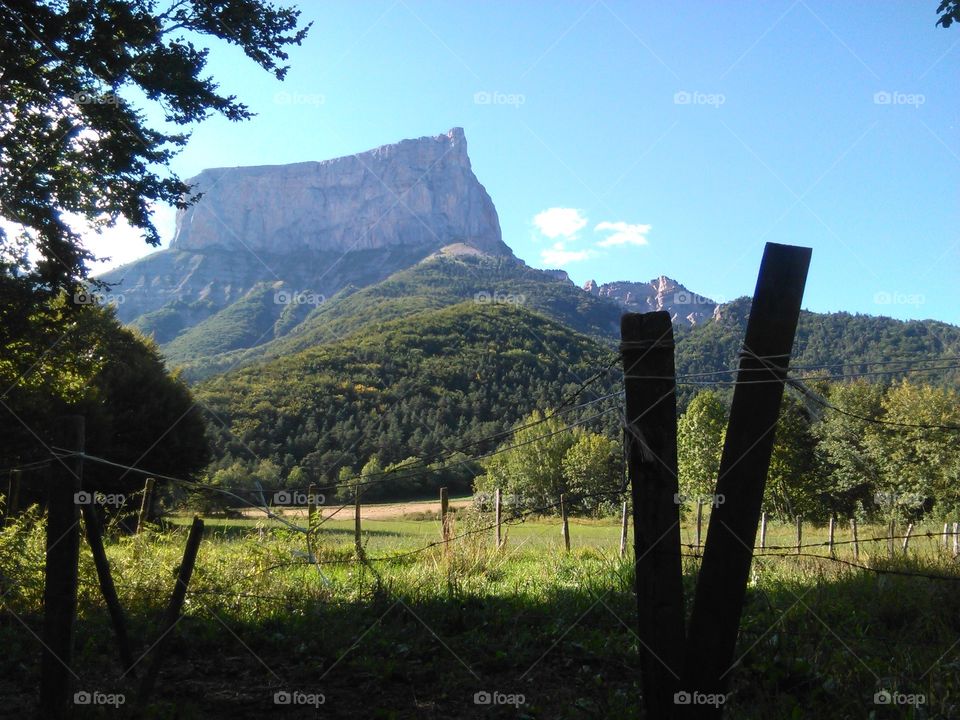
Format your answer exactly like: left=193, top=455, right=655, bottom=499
left=759, top=512, right=767, bottom=551
left=495, top=488, right=503, bottom=550
left=307, top=483, right=317, bottom=529
left=888, top=519, right=896, bottom=559
left=5, top=469, right=21, bottom=525
left=560, top=493, right=570, bottom=552
left=137, top=517, right=204, bottom=705
left=678, top=243, right=811, bottom=717
left=851, top=518, right=859, bottom=562
left=621, top=310, right=684, bottom=717
left=795, top=516, right=802, bottom=555
left=953, top=522, right=959, bottom=558
left=81, top=503, right=135, bottom=673
left=902, top=523, right=914, bottom=554
left=619, top=500, right=628, bottom=558
left=695, top=499, right=704, bottom=557
left=440, top=487, right=450, bottom=553
left=828, top=516, right=835, bottom=558
left=40, top=416, right=84, bottom=719
left=354, top=489, right=362, bottom=557
left=136, top=477, right=155, bottom=534
left=944, top=522, right=950, bottom=550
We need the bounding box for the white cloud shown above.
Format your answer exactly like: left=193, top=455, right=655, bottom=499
left=594, top=221, right=651, bottom=247
left=533, top=207, right=588, bottom=240
left=540, top=241, right=592, bottom=266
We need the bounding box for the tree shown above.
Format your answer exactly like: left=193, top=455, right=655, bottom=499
left=561, top=432, right=621, bottom=516
left=677, top=390, right=726, bottom=504
left=938, top=1, right=960, bottom=28
left=0, top=0, right=310, bottom=299
left=764, top=395, right=819, bottom=520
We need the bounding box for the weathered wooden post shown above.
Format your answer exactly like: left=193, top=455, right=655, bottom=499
left=5, top=469, right=21, bottom=525
left=136, top=477, right=155, bottom=534
left=695, top=499, right=704, bottom=556
left=440, top=486, right=450, bottom=552
left=828, top=516, right=836, bottom=558
left=944, top=522, right=951, bottom=551
left=495, top=488, right=503, bottom=550
left=307, top=483, right=317, bottom=529
left=851, top=518, right=859, bottom=562
left=40, top=416, right=84, bottom=719
left=759, top=512, right=768, bottom=551
left=619, top=500, right=628, bottom=558
left=888, top=519, right=896, bottom=558
left=560, top=493, right=570, bottom=552
left=137, top=517, right=204, bottom=704
left=678, top=243, right=811, bottom=718
left=354, top=489, right=362, bottom=557
left=953, top=522, right=959, bottom=558
left=902, top=523, right=914, bottom=554
left=795, top=516, right=802, bottom=555
left=621, top=310, right=684, bottom=717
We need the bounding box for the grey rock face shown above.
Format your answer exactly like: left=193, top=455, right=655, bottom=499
left=171, top=127, right=507, bottom=256
left=582, top=276, right=717, bottom=326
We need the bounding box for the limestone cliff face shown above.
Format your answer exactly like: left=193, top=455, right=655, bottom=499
left=101, top=128, right=511, bottom=327
left=171, top=127, right=507, bottom=256
left=582, top=276, right=717, bottom=326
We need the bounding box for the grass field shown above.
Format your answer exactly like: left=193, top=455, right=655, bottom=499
left=2, top=502, right=959, bottom=718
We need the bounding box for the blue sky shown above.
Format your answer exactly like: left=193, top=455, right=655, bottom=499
left=91, top=1, right=959, bottom=324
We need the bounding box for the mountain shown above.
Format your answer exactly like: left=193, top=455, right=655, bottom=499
left=583, top=276, right=716, bottom=325
left=100, top=128, right=510, bottom=339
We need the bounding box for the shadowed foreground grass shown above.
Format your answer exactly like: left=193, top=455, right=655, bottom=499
left=1, top=507, right=959, bottom=718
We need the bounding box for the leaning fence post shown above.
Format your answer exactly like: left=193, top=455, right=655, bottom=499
left=759, top=512, right=767, bottom=551
left=560, top=493, right=570, bottom=553
left=619, top=500, right=628, bottom=558
left=137, top=517, right=204, bottom=705
left=851, top=518, right=859, bottom=562
left=136, top=477, right=155, bottom=534
left=828, top=516, right=835, bottom=558
left=902, top=523, right=914, bottom=554
left=695, top=499, right=704, bottom=557
left=40, top=415, right=84, bottom=719
left=678, top=243, right=811, bottom=717
left=795, top=516, right=802, bottom=555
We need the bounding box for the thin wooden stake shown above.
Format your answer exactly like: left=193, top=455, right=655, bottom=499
left=136, top=477, right=155, bottom=534
left=902, top=523, right=914, bottom=553
left=440, top=486, right=450, bottom=552
left=495, top=488, right=503, bottom=550
left=621, top=310, right=684, bottom=717
left=888, top=519, right=896, bottom=559
left=679, top=243, right=811, bottom=716
left=5, top=469, right=21, bottom=525
left=759, top=512, right=767, bottom=550
left=354, top=489, right=362, bottom=557
left=851, top=518, right=859, bottom=562
left=695, top=499, right=704, bottom=556
left=796, top=516, right=802, bottom=555
left=137, top=516, right=204, bottom=705
left=307, top=483, right=317, bottom=529
left=619, top=500, right=628, bottom=558
left=560, top=493, right=570, bottom=552
left=828, top=516, right=835, bottom=558
left=40, top=416, right=84, bottom=719
left=953, top=522, right=959, bottom=558
left=944, top=522, right=950, bottom=550
left=81, top=504, right=135, bottom=673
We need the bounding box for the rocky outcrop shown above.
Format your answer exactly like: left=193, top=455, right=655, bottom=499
left=582, top=276, right=717, bottom=326
left=171, top=127, right=507, bottom=256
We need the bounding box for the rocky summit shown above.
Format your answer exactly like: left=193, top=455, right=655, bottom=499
left=101, top=128, right=510, bottom=327
left=582, top=276, right=717, bottom=326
